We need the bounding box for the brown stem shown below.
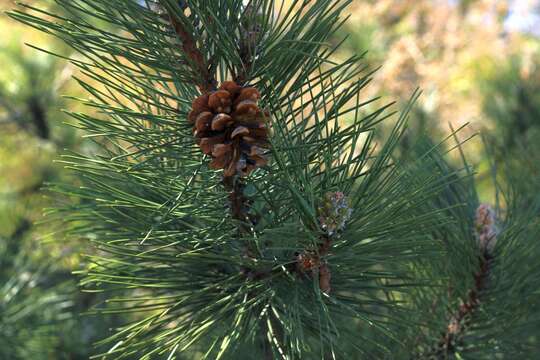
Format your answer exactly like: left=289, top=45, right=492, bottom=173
left=246, top=232, right=334, bottom=296
left=223, top=176, right=285, bottom=358
left=222, top=176, right=252, bottom=236
left=164, top=6, right=216, bottom=93
left=234, top=1, right=263, bottom=85
left=235, top=27, right=257, bottom=85
left=422, top=253, right=493, bottom=359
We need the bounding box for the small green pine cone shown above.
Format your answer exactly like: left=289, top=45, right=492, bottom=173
left=318, top=191, right=352, bottom=236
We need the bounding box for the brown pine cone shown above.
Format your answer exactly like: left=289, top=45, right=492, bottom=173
left=188, top=81, right=271, bottom=177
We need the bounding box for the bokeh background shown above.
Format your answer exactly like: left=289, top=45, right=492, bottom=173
left=0, top=0, right=539, bottom=358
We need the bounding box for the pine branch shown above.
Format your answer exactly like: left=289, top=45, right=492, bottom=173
left=424, top=254, right=493, bottom=359
left=234, top=1, right=263, bottom=85
left=10, top=1, right=482, bottom=358
left=162, top=1, right=217, bottom=93
left=429, top=204, right=499, bottom=357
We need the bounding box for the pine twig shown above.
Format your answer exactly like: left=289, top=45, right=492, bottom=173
left=247, top=191, right=353, bottom=295
left=235, top=1, right=263, bottom=85
left=430, top=254, right=493, bottom=359
left=163, top=4, right=216, bottom=93
left=222, top=176, right=252, bottom=236
left=418, top=203, right=499, bottom=359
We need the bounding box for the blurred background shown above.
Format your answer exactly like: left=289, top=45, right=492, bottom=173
left=0, top=0, right=539, bottom=358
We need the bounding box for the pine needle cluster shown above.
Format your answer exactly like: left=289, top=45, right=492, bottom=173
left=8, top=1, right=540, bottom=359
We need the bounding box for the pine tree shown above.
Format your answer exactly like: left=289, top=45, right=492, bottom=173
left=0, top=10, right=126, bottom=357
left=10, top=1, right=540, bottom=359
left=0, top=222, right=72, bottom=360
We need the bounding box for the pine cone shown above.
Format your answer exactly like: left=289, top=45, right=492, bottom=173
left=188, top=81, right=270, bottom=177
left=318, top=192, right=352, bottom=236
left=474, top=204, right=498, bottom=254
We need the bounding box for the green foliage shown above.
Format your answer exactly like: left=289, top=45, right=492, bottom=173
left=387, top=136, right=540, bottom=358
left=0, top=8, right=121, bottom=357
left=0, top=225, right=71, bottom=360
left=480, top=55, right=540, bottom=152
left=479, top=54, right=540, bottom=205
left=0, top=219, right=115, bottom=359
left=8, top=1, right=540, bottom=359
left=0, top=38, right=71, bottom=142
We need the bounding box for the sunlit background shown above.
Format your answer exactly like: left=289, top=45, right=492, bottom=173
left=1, top=0, right=539, bottom=358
